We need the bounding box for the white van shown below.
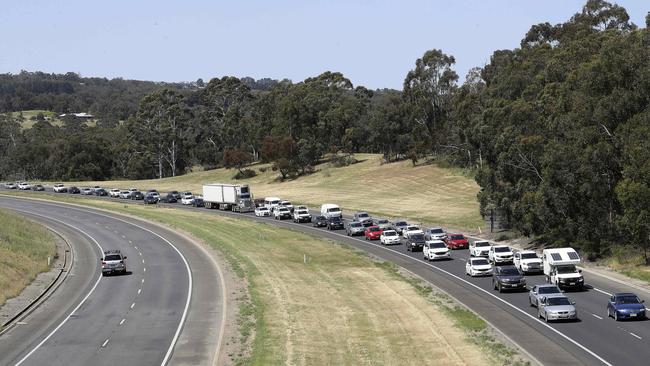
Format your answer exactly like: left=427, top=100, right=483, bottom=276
left=321, top=203, right=342, bottom=218
left=264, top=197, right=282, bottom=212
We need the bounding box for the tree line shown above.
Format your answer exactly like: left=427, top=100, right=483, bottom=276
left=1, top=0, right=649, bottom=259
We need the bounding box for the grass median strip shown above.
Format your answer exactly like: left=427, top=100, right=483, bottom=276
left=0, top=208, right=57, bottom=307
left=2, top=192, right=526, bottom=365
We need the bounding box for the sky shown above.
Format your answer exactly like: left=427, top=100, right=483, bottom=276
left=1, top=1, right=647, bottom=90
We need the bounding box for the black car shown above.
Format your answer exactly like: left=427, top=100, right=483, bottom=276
left=492, top=265, right=526, bottom=293
left=143, top=194, right=158, bottom=204
left=313, top=215, right=328, bottom=227
left=68, top=186, right=80, bottom=194
left=169, top=190, right=181, bottom=200
left=327, top=216, right=344, bottom=230
left=159, top=193, right=177, bottom=203
left=405, top=233, right=426, bottom=252
left=130, top=191, right=144, bottom=200
left=94, top=188, right=108, bottom=196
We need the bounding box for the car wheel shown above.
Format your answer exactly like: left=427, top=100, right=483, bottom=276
left=607, top=308, right=611, bottom=318
left=615, top=311, right=619, bottom=321
left=544, top=312, right=549, bottom=323
left=498, top=283, right=503, bottom=293
left=493, top=281, right=497, bottom=290
left=529, top=297, right=534, bottom=307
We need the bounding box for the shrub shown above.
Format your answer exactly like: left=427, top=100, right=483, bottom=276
left=233, top=169, right=257, bottom=180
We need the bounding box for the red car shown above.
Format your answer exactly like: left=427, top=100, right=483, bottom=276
left=364, top=226, right=383, bottom=240
left=445, top=234, right=469, bottom=249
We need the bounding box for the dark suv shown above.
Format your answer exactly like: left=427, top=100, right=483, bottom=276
left=327, top=216, right=344, bottom=230
left=493, top=265, right=526, bottom=293
left=313, top=215, right=328, bottom=228
left=405, top=233, right=426, bottom=252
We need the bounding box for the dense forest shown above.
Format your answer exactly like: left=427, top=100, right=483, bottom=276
left=1, top=0, right=649, bottom=259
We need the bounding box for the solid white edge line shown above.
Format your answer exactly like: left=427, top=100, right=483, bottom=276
left=592, top=288, right=613, bottom=296
left=12, top=214, right=104, bottom=366
left=279, top=218, right=614, bottom=366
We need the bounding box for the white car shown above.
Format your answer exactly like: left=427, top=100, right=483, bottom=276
left=119, top=190, right=131, bottom=199
left=53, top=183, right=67, bottom=193
left=465, top=257, right=493, bottom=276
left=425, top=227, right=447, bottom=240
left=488, top=245, right=514, bottom=264
left=402, top=225, right=422, bottom=238
left=255, top=207, right=271, bottom=217
left=273, top=207, right=292, bottom=220
left=181, top=193, right=194, bottom=205
left=514, top=250, right=543, bottom=274
left=279, top=200, right=294, bottom=212
left=423, top=240, right=450, bottom=261
left=109, top=188, right=121, bottom=198
left=380, top=230, right=401, bottom=245
left=18, top=182, right=32, bottom=190
left=469, top=240, right=491, bottom=257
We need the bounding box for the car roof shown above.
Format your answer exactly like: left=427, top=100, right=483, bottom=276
left=536, top=284, right=560, bottom=288
left=543, top=294, right=569, bottom=300
left=614, top=292, right=638, bottom=297
left=492, top=244, right=509, bottom=248
left=496, top=265, right=518, bottom=271
left=518, top=250, right=537, bottom=254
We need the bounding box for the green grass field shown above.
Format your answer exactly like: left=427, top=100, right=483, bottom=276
left=9, top=110, right=97, bottom=129
left=64, top=154, right=484, bottom=231
left=0, top=191, right=526, bottom=365
left=0, top=208, right=56, bottom=306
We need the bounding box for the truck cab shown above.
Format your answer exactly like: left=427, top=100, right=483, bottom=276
left=264, top=197, right=282, bottom=212
left=321, top=204, right=342, bottom=219
left=542, top=248, right=584, bottom=290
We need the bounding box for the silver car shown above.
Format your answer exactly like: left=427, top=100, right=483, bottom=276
left=529, top=284, right=563, bottom=307
left=101, top=250, right=127, bottom=276
left=346, top=221, right=365, bottom=236
left=538, top=294, right=577, bottom=322
left=425, top=227, right=447, bottom=240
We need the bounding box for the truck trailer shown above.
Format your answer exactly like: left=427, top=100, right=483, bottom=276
left=203, top=183, right=254, bottom=212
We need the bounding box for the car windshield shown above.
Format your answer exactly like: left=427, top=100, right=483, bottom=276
left=258, top=207, right=268, bottom=211
left=521, top=253, right=538, bottom=259
left=357, top=213, right=369, bottom=218
left=494, top=247, right=510, bottom=253
left=384, top=231, right=397, bottom=236
left=451, top=235, right=464, bottom=240
left=350, top=223, right=362, bottom=227
left=408, top=226, right=420, bottom=231
left=431, top=242, right=446, bottom=248
left=474, top=241, right=490, bottom=247
left=472, top=259, right=489, bottom=265
left=316, top=216, right=326, bottom=220
left=279, top=208, right=289, bottom=212
left=328, top=208, right=341, bottom=213
left=297, top=210, right=308, bottom=214
left=538, top=286, right=561, bottom=294
left=282, top=202, right=292, bottom=206
left=105, top=255, right=121, bottom=261
left=330, top=217, right=341, bottom=222
left=395, top=222, right=407, bottom=226
left=556, top=265, right=577, bottom=274
left=616, top=296, right=641, bottom=304
left=431, top=229, right=444, bottom=234
left=547, top=297, right=571, bottom=306
left=369, top=227, right=381, bottom=232
left=411, top=234, right=425, bottom=241
left=499, top=268, right=520, bottom=276
left=377, top=219, right=389, bottom=224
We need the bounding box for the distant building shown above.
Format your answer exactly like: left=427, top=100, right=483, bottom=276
left=59, top=112, right=94, bottom=118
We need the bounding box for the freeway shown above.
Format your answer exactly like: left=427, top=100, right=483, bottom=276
left=0, top=197, right=225, bottom=366
left=6, top=190, right=650, bottom=365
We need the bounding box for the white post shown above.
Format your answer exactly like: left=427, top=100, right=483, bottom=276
left=478, top=227, right=482, bottom=234
left=304, top=254, right=306, bottom=264
left=47, top=256, right=51, bottom=267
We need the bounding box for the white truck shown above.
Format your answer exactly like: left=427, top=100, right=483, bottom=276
left=542, top=248, right=584, bottom=290
left=292, top=207, right=312, bottom=223
left=202, top=183, right=254, bottom=212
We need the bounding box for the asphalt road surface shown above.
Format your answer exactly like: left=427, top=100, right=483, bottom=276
left=0, top=197, right=224, bottom=366
left=6, top=190, right=650, bottom=365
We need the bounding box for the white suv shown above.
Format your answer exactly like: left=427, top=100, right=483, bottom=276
left=101, top=250, right=127, bottom=276
left=402, top=225, right=422, bottom=239
left=423, top=240, right=450, bottom=261
left=469, top=240, right=491, bottom=257
left=514, top=250, right=543, bottom=273
left=53, top=183, right=67, bottom=193
left=489, top=245, right=514, bottom=264
left=109, top=188, right=121, bottom=198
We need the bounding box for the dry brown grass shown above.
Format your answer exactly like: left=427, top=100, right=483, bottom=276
left=64, top=154, right=483, bottom=230
left=0, top=208, right=56, bottom=306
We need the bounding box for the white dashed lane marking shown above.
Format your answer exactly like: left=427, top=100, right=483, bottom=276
left=130, top=302, right=135, bottom=309
left=592, top=314, right=603, bottom=320
left=101, top=339, right=109, bottom=348
left=119, top=318, right=125, bottom=326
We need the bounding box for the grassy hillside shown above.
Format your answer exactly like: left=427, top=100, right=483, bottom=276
left=10, top=110, right=97, bottom=129
left=0, top=208, right=57, bottom=306
left=66, top=154, right=483, bottom=230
